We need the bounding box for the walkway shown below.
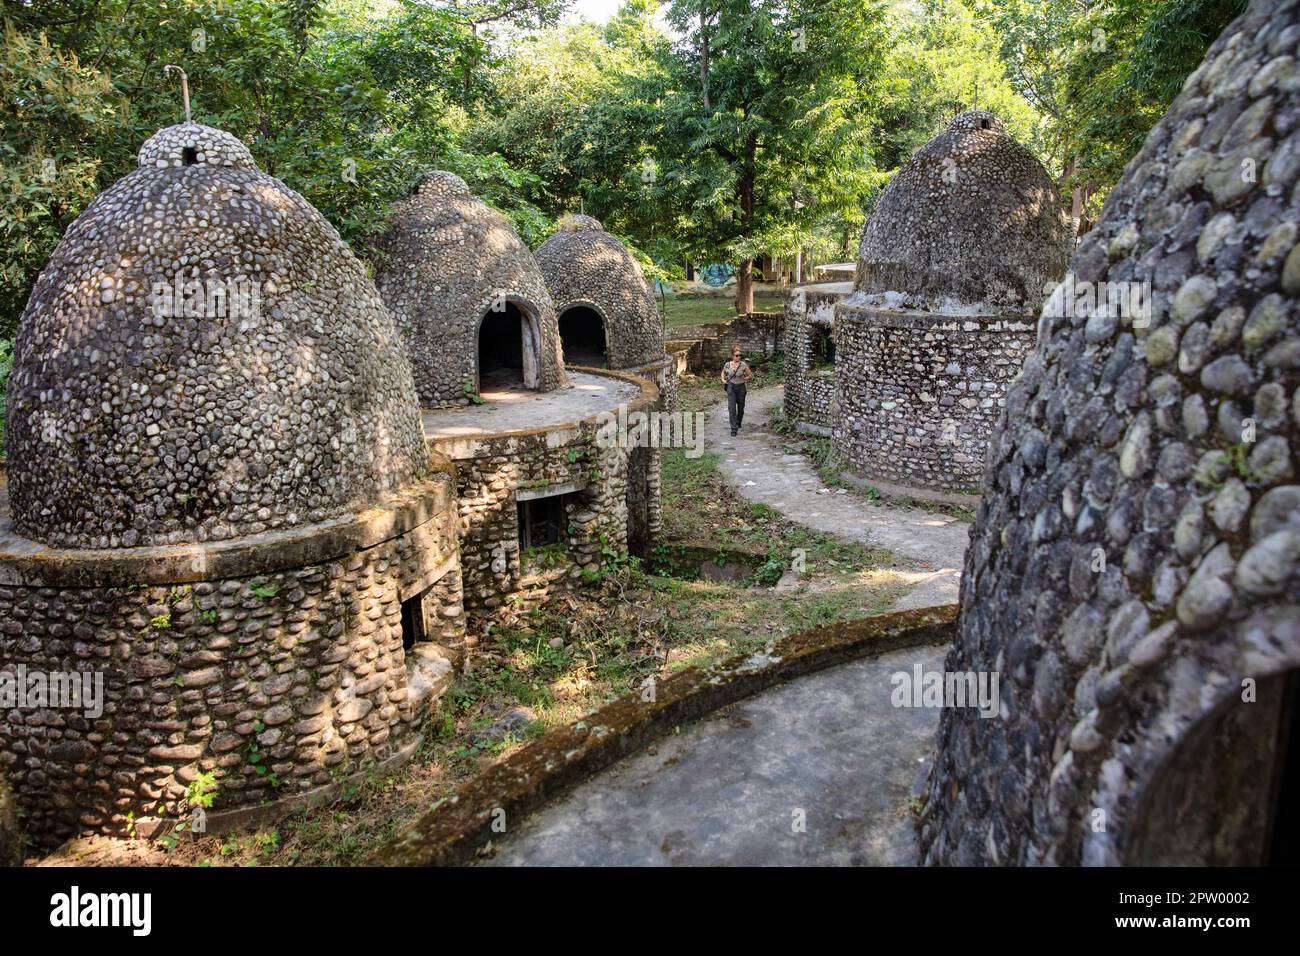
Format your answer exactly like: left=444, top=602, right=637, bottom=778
left=708, top=386, right=970, bottom=610
left=484, top=643, right=943, bottom=866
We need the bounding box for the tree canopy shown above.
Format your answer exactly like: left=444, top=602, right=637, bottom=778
left=0, top=0, right=1240, bottom=334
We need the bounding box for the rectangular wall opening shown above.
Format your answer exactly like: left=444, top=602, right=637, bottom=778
left=401, top=588, right=429, bottom=651
left=812, top=327, right=836, bottom=367
left=517, top=492, right=573, bottom=552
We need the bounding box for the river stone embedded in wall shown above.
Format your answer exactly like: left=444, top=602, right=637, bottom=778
left=921, top=0, right=1300, bottom=866
left=4, top=121, right=428, bottom=549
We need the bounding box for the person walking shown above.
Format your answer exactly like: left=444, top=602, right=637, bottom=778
left=720, top=346, right=753, bottom=437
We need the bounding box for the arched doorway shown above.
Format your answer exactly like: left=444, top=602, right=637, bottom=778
left=1124, top=670, right=1299, bottom=865
left=478, top=302, right=540, bottom=393
left=559, top=306, right=607, bottom=368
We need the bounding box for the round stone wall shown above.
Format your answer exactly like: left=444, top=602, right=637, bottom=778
left=833, top=308, right=1037, bottom=494
left=4, top=123, right=428, bottom=549
left=833, top=112, right=1069, bottom=495
left=921, top=0, right=1300, bottom=866
left=376, top=172, right=566, bottom=407
left=0, top=473, right=464, bottom=847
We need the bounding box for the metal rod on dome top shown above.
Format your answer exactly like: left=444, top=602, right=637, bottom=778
left=163, top=65, right=191, bottom=124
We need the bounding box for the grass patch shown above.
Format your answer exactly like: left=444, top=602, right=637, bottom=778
left=662, top=293, right=785, bottom=330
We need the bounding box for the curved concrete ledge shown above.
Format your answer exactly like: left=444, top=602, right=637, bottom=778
left=0, top=467, right=457, bottom=588
left=372, top=604, right=957, bottom=866
left=621, top=353, right=674, bottom=380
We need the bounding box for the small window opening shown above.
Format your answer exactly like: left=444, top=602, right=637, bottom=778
left=182, top=146, right=199, bottom=166
left=812, top=327, right=836, bottom=367
left=401, top=589, right=429, bottom=652
left=979, top=118, right=991, bottom=130
left=518, top=493, right=572, bottom=552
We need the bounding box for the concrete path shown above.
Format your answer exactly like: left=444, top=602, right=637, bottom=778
left=709, top=386, right=970, bottom=610
left=484, top=643, right=943, bottom=866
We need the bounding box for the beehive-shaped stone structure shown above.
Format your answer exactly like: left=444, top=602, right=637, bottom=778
left=834, top=111, right=1072, bottom=495
left=535, top=215, right=673, bottom=399
left=922, top=0, right=1300, bottom=865
left=6, top=123, right=428, bottom=548
left=376, top=171, right=566, bottom=407
left=0, top=123, right=465, bottom=845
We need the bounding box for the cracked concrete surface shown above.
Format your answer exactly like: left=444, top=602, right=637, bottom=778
left=483, top=643, right=944, bottom=866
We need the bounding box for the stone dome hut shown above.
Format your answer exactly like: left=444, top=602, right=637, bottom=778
left=0, top=122, right=465, bottom=845
left=921, top=0, right=1300, bottom=865
left=534, top=215, right=675, bottom=408
left=833, top=110, right=1072, bottom=495
left=376, top=171, right=566, bottom=407
left=6, top=122, right=427, bottom=548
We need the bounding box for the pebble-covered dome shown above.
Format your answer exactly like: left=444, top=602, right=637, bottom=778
left=534, top=214, right=666, bottom=369
left=856, top=110, right=1072, bottom=310
left=922, top=0, right=1300, bottom=865
left=376, top=172, right=566, bottom=406
left=4, top=122, right=429, bottom=549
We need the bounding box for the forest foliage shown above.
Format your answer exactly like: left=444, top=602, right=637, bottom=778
left=0, top=0, right=1244, bottom=334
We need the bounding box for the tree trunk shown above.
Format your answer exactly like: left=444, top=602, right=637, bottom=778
left=735, top=260, right=754, bottom=314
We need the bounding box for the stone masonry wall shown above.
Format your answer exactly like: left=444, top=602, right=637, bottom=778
left=922, top=0, right=1300, bottom=866
left=433, top=427, right=632, bottom=612
left=834, top=306, right=1036, bottom=493
left=784, top=284, right=850, bottom=434
left=376, top=172, right=566, bottom=407
left=677, top=311, right=784, bottom=373
left=535, top=216, right=667, bottom=371
left=0, top=478, right=462, bottom=847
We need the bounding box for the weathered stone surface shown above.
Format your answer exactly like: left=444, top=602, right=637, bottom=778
left=5, top=122, right=428, bottom=549
left=375, top=171, right=565, bottom=407
left=831, top=111, right=1071, bottom=493
left=855, top=111, right=1072, bottom=310
left=922, top=0, right=1300, bottom=867
left=0, top=123, right=466, bottom=848
left=535, top=215, right=667, bottom=372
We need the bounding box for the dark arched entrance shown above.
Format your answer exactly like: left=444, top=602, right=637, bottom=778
left=1124, top=670, right=1299, bottom=865
left=478, top=302, right=539, bottom=392
left=559, top=306, right=607, bottom=368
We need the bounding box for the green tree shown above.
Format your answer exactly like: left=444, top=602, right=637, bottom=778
left=975, top=0, right=1247, bottom=227
left=0, top=21, right=121, bottom=339
left=617, top=0, right=888, bottom=312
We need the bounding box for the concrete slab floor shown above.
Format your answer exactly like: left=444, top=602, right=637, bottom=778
left=482, top=643, right=944, bottom=866
left=421, top=371, right=643, bottom=439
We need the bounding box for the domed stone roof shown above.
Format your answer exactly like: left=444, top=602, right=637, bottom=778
left=376, top=172, right=566, bottom=406
left=856, top=110, right=1072, bottom=310
left=922, top=0, right=1300, bottom=865
left=535, top=215, right=665, bottom=369
left=4, top=122, right=429, bottom=549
